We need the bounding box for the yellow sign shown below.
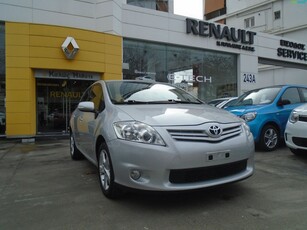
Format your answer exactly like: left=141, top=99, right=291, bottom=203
left=50, top=91, right=82, bottom=98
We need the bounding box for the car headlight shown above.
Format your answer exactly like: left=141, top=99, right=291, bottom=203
left=241, top=112, right=257, bottom=122
left=289, top=111, right=299, bottom=123
left=113, top=121, right=166, bottom=146
left=242, top=121, right=252, bottom=137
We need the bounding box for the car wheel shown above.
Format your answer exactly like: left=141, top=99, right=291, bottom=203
left=259, top=125, right=279, bottom=151
left=70, top=132, right=84, bottom=160
left=98, top=143, right=122, bottom=199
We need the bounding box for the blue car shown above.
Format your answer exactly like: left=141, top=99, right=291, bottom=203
left=226, top=85, right=307, bottom=151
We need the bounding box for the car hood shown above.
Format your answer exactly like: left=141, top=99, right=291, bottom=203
left=294, top=103, right=307, bottom=115
left=115, top=104, right=241, bottom=126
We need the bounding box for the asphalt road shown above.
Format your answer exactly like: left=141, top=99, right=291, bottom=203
left=1, top=139, right=307, bottom=230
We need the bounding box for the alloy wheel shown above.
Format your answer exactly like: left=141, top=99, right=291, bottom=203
left=99, top=149, right=111, bottom=191
left=70, top=135, right=75, bottom=156
left=264, top=128, right=278, bottom=149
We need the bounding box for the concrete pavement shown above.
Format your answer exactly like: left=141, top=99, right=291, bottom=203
left=1, top=138, right=307, bottom=230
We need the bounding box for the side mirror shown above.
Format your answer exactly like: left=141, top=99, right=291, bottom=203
left=77, top=101, right=95, bottom=112
left=277, top=99, right=291, bottom=106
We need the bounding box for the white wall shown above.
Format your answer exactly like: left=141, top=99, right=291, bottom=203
left=259, top=67, right=307, bottom=86
left=122, top=4, right=260, bottom=56
left=222, top=0, right=307, bottom=90
left=283, top=28, right=307, bottom=44
left=0, top=0, right=123, bottom=34
left=95, top=0, right=123, bottom=34
left=225, top=0, right=277, bottom=33
left=225, top=0, right=307, bottom=34
left=227, top=0, right=270, bottom=13
left=238, top=54, right=259, bottom=93
left=283, top=0, right=307, bottom=29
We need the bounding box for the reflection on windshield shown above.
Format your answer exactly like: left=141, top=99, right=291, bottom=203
left=231, top=87, right=281, bottom=106
left=106, top=81, right=201, bottom=104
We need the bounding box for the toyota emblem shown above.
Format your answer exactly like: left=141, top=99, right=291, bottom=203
left=208, top=125, right=222, bottom=138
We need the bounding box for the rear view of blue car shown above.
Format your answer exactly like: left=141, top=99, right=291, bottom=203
left=226, top=85, right=307, bottom=151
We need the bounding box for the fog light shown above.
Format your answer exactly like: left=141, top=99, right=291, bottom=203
left=130, top=169, right=141, bottom=180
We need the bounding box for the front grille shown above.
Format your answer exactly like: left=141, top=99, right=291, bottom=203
left=292, top=137, right=307, bottom=147
left=299, top=115, right=307, bottom=122
left=169, top=160, right=247, bottom=184
left=167, top=123, right=242, bottom=143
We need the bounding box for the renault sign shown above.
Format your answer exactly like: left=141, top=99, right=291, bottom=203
left=61, top=37, right=79, bottom=59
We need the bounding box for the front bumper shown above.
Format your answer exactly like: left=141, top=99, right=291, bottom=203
left=285, top=122, right=307, bottom=151
left=107, top=129, right=254, bottom=191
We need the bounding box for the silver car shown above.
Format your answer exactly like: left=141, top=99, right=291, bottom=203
left=70, top=80, right=254, bottom=198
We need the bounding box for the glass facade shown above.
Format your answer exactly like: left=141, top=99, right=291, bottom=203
left=127, top=0, right=168, bottom=12
left=0, top=22, right=5, bottom=135
left=123, top=39, right=238, bottom=102
left=36, top=78, right=94, bottom=134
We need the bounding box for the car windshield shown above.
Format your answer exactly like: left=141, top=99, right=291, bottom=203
left=208, top=98, right=228, bottom=106
left=221, top=98, right=238, bottom=108
left=105, top=81, right=202, bottom=104
left=230, top=86, right=282, bottom=106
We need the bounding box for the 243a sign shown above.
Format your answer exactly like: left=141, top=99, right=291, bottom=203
left=242, top=73, right=256, bottom=83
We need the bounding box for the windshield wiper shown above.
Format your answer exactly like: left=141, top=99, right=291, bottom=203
left=126, top=100, right=171, bottom=104
left=120, top=99, right=201, bottom=104
left=167, top=99, right=201, bottom=104
left=126, top=100, right=148, bottom=104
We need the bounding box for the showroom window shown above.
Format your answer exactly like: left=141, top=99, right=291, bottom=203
left=123, top=39, right=237, bottom=102
left=127, top=0, right=168, bottom=12
left=0, top=22, right=5, bottom=135
left=36, top=78, right=94, bottom=134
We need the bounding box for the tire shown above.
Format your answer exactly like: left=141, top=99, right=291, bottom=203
left=70, top=132, right=84, bottom=160
left=97, top=143, right=122, bottom=199
left=259, top=125, right=279, bottom=151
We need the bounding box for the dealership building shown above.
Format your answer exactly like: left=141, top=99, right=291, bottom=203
left=0, top=0, right=306, bottom=139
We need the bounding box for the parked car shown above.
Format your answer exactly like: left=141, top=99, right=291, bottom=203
left=70, top=80, right=254, bottom=198
left=226, top=85, right=307, bottom=151
left=208, top=97, right=231, bottom=106
left=208, top=97, right=238, bottom=109
left=217, top=97, right=238, bottom=109
left=284, top=103, right=307, bottom=155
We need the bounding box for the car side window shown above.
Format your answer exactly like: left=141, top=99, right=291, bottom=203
left=79, top=83, right=105, bottom=112
left=299, top=88, right=307, bottom=102
left=281, top=88, right=301, bottom=104
left=90, top=83, right=105, bottom=112
left=80, top=87, right=91, bottom=102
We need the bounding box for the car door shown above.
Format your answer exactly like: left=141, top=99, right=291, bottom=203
left=75, top=87, right=92, bottom=155
left=277, top=87, right=302, bottom=134
left=80, top=83, right=105, bottom=161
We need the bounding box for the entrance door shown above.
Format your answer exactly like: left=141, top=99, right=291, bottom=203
left=36, top=78, right=93, bottom=134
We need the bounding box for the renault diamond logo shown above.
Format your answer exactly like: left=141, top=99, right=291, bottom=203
left=61, top=37, right=79, bottom=60
left=208, top=125, right=222, bottom=138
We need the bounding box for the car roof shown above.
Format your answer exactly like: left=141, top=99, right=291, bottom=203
left=242, top=84, right=307, bottom=93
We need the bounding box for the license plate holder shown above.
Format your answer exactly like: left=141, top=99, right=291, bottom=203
left=205, top=151, right=230, bottom=161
